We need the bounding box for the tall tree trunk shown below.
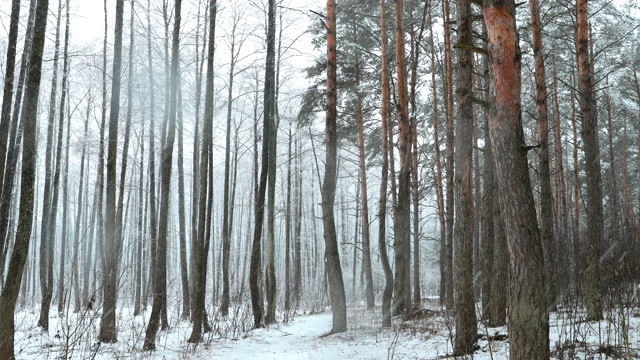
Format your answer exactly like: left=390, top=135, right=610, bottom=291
left=145, top=0, right=159, bottom=315
left=427, top=1, right=446, bottom=308
left=411, top=117, right=420, bottom=307
left=621, top=117, right=639, bottom=271
left=605, top=94, right=621, bottom=262
left=0, top=0, right=49, bottom=355
left=634, top=69, right=640, bottom=218
left=134, top=124, right=145, bottom=316
left=570, top=73, right=582, bottom=284
left=293, top=132, right=303, bottom=307
left=72, top=95, right=91, bottom=313
left=530, top=0, right=556, bottom=311
left=99, top=0, right=126, bottom=342
left=188, top=0, right=216, bottom=342
left=143, top=0, right=181, bottom=349
left=481, top=40, right=495, bottom=321
left=285, top=126, right=293, bottom=311
left=551, top=58, right=571, bottom=289
left=483, top=0, right=549, bottom=357
left=576, top=0, right=603, bottom=322
left=452, top=0, right=477, bottom=354
left=408, top=1, right=427, bottom=309
left=354, top=44, right=374, bottom=311
left=481, top=34, right=507, bottom=327
left=190, top=0, right=206, bottom=320
left=177, top=85, right=190, bottom=320
left=393, top=0, right=412, bottom=317
left=322, top=0, right=347, bottom=334
left=442, top=0, right=455, bottom=310
left=378, top=0, right=393, bottom=327
left=0, top=0, right=21, bottom=215
left=265, top=0, right=280, bottom=323
left=221, top=12, right=242, bottom=316
left=56, top=1, right=71, bottom=314
left=0, top=0, right=37, bottom=274
left=250, top=0, right=276, bottom=329
left=37, top=0, right=63, bottom=331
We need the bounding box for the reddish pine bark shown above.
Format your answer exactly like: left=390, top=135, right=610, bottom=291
left=483, top=0, right=549, bottom=358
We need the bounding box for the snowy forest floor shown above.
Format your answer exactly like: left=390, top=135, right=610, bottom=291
left=12, top=298, right=640, bottom=359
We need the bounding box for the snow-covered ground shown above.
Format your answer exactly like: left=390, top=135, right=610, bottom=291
left=12, top=299, right=640, bottom=359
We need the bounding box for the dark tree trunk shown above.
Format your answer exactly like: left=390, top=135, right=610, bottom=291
left=480, top=28, right=494, bottom=321
left=190, top=0, right=206, bottom=321
left=285, top=127, right=293, bottom=312
left=576, top=0, right=603, bottom=322
left=293, top=133, right=303, bottom=307
left=0, top=0, right=49, bottom=355
left=530, top=0, right=556, bottom=311
left=134, top=123, right=145, bottom=317
left=0, top=0, right=21, bottom=215
left=378, top=0, right=393, bottom=327
left=99, top=0, right=125, bottom=342
left=250, top=0, right=276, bottom=329
left=265, top=2, right=279, bottom=323
left=442, top=0, right=455, bottom=310
left=57, top=2, right=71, bottom=314
left=354, top=47, right=374, bottom=311
left=0, top=0, right=37, bottom=273
left=188, top=0, right=216, bottom=343
left=37, top=0, right=63, bottom=331
left=452, top=0, right=477, bottom=354
left=72, top=95, right=91, bottom=313
left=143, top=0, right=182, bottom=350
left=393, top=0, right=412, bottom=317
left=145, top=0, right=158, bottom=314
left=551, top=59, right=571, bottom=289
left=570, top=73, right=582, bottom=284
left=322, top=0, right=347, bottom=334
left=177, top=86, right=190, bottom=320
left=483, top=0, right=549, bottom=357
left=220, top=24, right=237, bottom=318
left=427, top=1, right=446, bottom=308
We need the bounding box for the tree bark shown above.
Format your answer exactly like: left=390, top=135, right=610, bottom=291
left=285, top=126, right=293, bottom=311
left=354, top=46, right=374, bottom=311
left=189, top=0, right=216, bottom=343
left=37, top=0, right=63, bottom=331
left=483, top=0, right=549, bottom=357
left=143, top=0, right=182, bottom=349
left=393, top=0, right=412, bottom=317
left=442, top=0, right=455, bottom=310
left=452, top=0, right=477, bottom=354
left=426, top=1, right=446, bottom=309
left=72, top=95, right=91, bottom=313
left=551, top=58, right=571, bottom=289
left=0, top=0, right=49, bottom=355
left=56, top=1, right=71, bottom=315
left=99, top=0, right=126, bottom=342
left=322, top=0, right=347, bottom=334
left=177, top=85, right=190, bottom=320
left=134, top=123, right=145, bottom=317
left=220, top=11, right=241, bottom=317
left=0, top=0, right=21, bottom=214
left=530, top=0, right=556, bottom=311
left=0, top=0, right=37, bottom=273
left=576, top=0, right=603, bottom=322
left=378, top=0, right=393, bottom=327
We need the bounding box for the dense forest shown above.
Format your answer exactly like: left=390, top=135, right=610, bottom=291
left=0, top=0, right=639, bottom=358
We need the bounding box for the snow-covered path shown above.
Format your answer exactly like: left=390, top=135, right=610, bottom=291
left=214, top=312, right=426, bottom=360
left=13, top=303, right=640, bottom=359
